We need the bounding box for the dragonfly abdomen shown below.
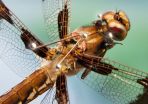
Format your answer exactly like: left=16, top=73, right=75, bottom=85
left=0, top=67, right=56, bottom=104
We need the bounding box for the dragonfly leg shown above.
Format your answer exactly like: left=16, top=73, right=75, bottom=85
left=81, top=68, right=91, bottom=79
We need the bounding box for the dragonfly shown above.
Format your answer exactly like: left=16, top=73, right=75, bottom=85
left=0, top=0, right=148, bottom=104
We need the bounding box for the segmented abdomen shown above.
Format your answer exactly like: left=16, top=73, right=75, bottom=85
left=0, top=65, right=57, bottom=104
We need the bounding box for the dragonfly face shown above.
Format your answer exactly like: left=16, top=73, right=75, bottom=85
left=95, top=10, right=130, bottom=41
left=69, top=10, right=130, bottom=57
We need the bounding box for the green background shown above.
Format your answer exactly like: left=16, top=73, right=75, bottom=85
left=0, top=0, right=148, bottom=104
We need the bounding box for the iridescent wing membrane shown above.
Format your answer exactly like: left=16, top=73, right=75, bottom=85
left=0, top=1, right=49, bottom=77
left=76, top=54, right=148, bottom=104
left=42, top=0, right=71, bottom=45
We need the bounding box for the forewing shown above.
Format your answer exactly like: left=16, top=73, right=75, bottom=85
left=0, top=1, right=49, bottom=77
left=42, top=0, right=71, bottom=44
left=77, top=55, right=148, bottom=104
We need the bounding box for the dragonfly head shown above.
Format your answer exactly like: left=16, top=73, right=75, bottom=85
left=95, top=10, right=130, bottom=41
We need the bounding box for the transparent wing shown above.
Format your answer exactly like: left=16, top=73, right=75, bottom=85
left=0, top=1, right=49, bottom=77
left=41, top=74, right=70, bottom=104
left=76, top=54, right=148, bottom=104
left=40, top=85, right=58, bottom=104
left=42, top=0, right=71, bottom=45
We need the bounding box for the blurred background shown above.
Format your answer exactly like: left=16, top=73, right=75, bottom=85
left=0, top=0, right=148, bottom=104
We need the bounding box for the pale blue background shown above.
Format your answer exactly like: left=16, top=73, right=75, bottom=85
left=0, top=0, right=148, bottom=104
